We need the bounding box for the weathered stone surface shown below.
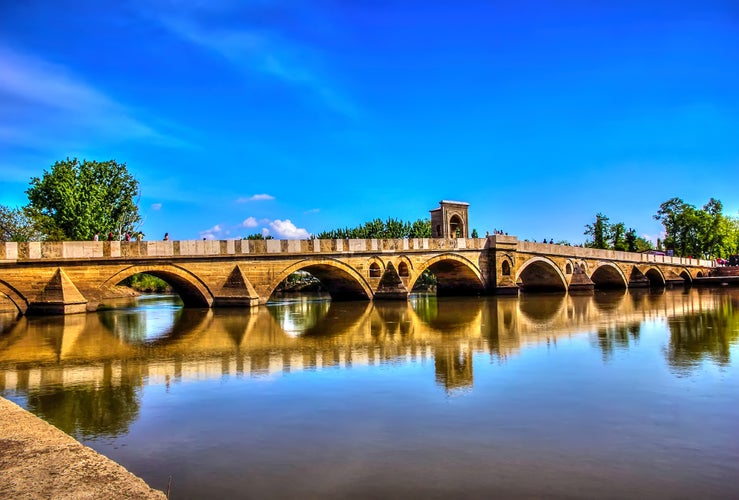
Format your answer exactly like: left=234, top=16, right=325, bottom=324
left=28, top=268, right=88, bottom=315
left=0, top=237, right=714, bottom=315
left=0, top=397, right=165, bottom=499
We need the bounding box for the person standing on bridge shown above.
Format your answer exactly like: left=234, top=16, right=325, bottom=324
left=164, top=232, right=169, bottom=241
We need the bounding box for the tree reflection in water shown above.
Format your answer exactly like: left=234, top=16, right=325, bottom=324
left=26, top=364, right=141, bottom=440
left=2, top=289, right=739, bottom=439
left=667, top=301, right=739, bottom=373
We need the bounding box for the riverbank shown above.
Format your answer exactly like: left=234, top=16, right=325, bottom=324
left=0, top=397, right=166, bottom=499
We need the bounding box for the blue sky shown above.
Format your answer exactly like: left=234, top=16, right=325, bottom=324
left=1, top=1, right=737, bottom=242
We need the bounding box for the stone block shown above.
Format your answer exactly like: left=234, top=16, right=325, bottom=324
left=348, top=239, right=365, bottom=252
left=44, top=242, right=63, bottom=259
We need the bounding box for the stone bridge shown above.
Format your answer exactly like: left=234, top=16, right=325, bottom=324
left=0, top=235, right=714, bottom=315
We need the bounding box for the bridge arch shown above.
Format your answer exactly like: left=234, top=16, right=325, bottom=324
left=642, top=267, right=666, bottom=286
left=102, top=265, right=214, bottom=307
left=367, top=257, right=384, bottom=278
left=269, top=259, right=373, bottom=301
left=678, top=268, right=693, bottom=283
left=516, top=256, right=567, bottom=292
left=590, top=263, right=628, bottom=289
left=412, top=253, right=485, bottom=296
left=0, top=280, right=28, bottom=314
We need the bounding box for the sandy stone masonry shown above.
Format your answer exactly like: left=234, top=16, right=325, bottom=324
left=0, top=236, right=714, bottom=315
left=0, top=397, right=166, bottom=499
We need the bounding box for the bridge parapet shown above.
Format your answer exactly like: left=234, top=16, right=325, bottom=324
left=516, top=240, right=713, bottom=268
left=0, top=238, right=491, bottom=262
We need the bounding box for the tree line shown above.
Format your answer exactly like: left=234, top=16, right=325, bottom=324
left=314, top=218, right=432, bottom=239
left=585, top=197, right=739, bottom=259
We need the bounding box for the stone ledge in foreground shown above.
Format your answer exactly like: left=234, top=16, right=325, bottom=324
left=0, top=397, right=166, bottom=500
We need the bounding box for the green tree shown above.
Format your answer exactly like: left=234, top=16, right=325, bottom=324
left=316, top=217, right=431, bottom=239
left=655, top=197, right=739, bottom=258
left=244, top=233, right=274, bottom=240
left=0, top=205, right=43, bottom=241
left=25, top=158, right=141, bottom=241
left=611, top=222, right=627, bottom=251
left=624, top=228, right=653, bottom=253
left=471, top=228, right=479, bottom=238
left=584, top=213, right=611, bottom=249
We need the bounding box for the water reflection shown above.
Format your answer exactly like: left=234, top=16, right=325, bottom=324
left=1, top=289, right=738, bottom=439
left=667, top=301, right=739, bottom=373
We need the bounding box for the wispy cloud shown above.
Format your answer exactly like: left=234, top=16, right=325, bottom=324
left=0, top=44, right=184, bottom=150
left=199, top=224, right=227, bottom=240
left=151, top=203, right=163, bottom=211
left=304, top=208, right=320, bottom=214
left=145, top=5, right=356, bottom=117
left=237, top=194, right=275, bottom=203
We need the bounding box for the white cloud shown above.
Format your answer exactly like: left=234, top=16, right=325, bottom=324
left=269, top=219, right=310, bottom=239
left=242, top=216, right=258, bottom=228
left=236, top=193, right=275, bottom=203
left=151, top=203, right=163, bottom=211
left=304, top=208, right=320, bottom=214
left=199, top=224, right=224, bottom=240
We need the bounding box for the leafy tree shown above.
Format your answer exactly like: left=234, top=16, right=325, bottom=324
left=0, top=205, right=43, bottom=241
left=316, top=217, right=431, bottom=239
left=25, top=158, right=141, bottom=241
left=584, top=213, right=611, bottom=249
left=244, top=233, right=274, bottom=240
left=654, top=197, right=739, bottom=258
left=471, top=228, right=479, bottom=238
left=625, top=228, right=653, bottom=253
left=611, top=222, right=627, bottom=251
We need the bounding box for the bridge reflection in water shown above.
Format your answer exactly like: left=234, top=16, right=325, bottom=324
left=1, top=289, right=738, bottom=438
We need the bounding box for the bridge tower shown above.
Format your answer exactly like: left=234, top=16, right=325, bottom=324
left=430, top=200, right=469, bottom=238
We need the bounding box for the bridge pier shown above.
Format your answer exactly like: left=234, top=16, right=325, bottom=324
left=27, top=268, right=88, bottom=315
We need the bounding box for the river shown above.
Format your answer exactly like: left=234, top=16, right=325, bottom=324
left=1, top=288, right=738, bottom=499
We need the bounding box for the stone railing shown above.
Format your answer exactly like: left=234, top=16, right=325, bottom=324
left=0, top=237, right=490, bottom=262
left=0, top=237, right=715, bottom=268
left=517, top=240, right=715, bottom=268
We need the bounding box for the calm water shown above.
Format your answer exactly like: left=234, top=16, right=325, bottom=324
left=1, top=289, right=738, bottom=499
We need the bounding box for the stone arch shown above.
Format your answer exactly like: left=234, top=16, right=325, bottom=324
left=643, top=267, right=666, bottom=286
left=565, top=261, right=573, bottom=275
left=397, top=261, right=410, bottom=277
left=449, top=215, right=464, bottom=238
left=590, top=263, right=628, bottom=289
left=678, top=268, right=693, bottom=283
left=501, top=260, right=512, bottom=276
left=369, top=262, right=382, bottom=278
left=0, top=280, right=28, bottom=314
left=412, top=253, right=485, bottom=296
left=696, top=271, right=704, bottom=278
left=269, top=259, right=373, bottom=301
left=367, top=257, right=384, bottom=278
left=516, top=256, right=567, bottom=292
left=102, top=265, right=214, bottom=307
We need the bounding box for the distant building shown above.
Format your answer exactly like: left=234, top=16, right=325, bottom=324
left=430, top=200, right=469, bottom=238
